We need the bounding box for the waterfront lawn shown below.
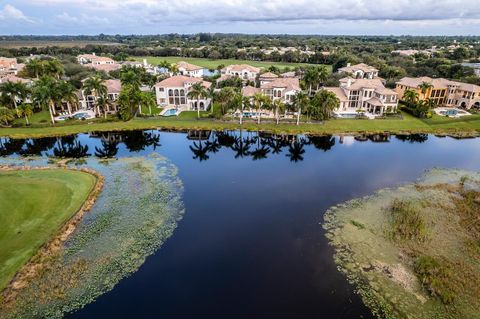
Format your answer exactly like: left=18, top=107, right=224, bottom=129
left=0, top=169, right=97, bottom=291
left=135, top=56, right=323, bottom=71
left=2, top=111, right=480, bottom=139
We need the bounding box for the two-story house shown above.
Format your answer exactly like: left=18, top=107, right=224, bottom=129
left=176, top=61, right=205, bottom=78
left=337, top=63, right=379, bottom=79
left=154, top=75, right=212, bottom=111
left=221, top=64, right=260, bottom=82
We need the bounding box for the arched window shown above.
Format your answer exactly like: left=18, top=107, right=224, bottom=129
left=168, top=89, right=174, bottom=104
left=180, top=89, right=186, bottom=105
left=174, top=89, right=180, bottom=105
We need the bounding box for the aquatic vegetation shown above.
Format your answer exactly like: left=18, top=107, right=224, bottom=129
left=0, top=154, right=184, bottom=319
left=324, top=169, right=480, bottom=319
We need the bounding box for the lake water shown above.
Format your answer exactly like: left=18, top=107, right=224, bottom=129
left=2, top=130, right=480, bottom=319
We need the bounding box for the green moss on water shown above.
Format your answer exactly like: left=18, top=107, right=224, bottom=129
left=323, top=169, right=480, bottom=319
left=0, top=155, right=184, bottom=319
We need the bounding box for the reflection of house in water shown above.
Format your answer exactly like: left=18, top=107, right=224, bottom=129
left=90, top=132, right=125, bottom=143
left=187, top=130, right=211, bottom=141
left=354, top=133, right=390, bottom=143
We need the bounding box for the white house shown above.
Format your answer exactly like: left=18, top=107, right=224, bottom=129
left=259, top=72, right=279, bottom=86
left=337, top=63, right=379, bottom=79
left=325, top=77, right=398, bottom=116
left=0, top=57, right=22, bottom=76
left=77, top=53, right=120, bottom=73
left=176, top=61, right=205, bottom=78
left=154, top=75, right=212, bottom=111
left=78, top=79, right=122, bottom=111
left=260, top=77, right=301, bottom=105
left=221, top=64, right=260, bottom=82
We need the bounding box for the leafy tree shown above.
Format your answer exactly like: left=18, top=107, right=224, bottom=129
left=118, top=84, right=141, bottom=121
left=32, top=76, right=59, bottom=124
left=0, top=81, right=29, bottom=110
left=0, top=107, right=15, bottom=126
left=252, top=92, right=269, bottom=125
left=83, top=75, right=107, bottom=116
left=292, top=91, right=309, bottom=125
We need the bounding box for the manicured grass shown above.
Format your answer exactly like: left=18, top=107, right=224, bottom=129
left=0, top=169, right=97, bottom=291
left=135, top=56, right=324, bottom=71
left=1, top=111, right=480, bottom=139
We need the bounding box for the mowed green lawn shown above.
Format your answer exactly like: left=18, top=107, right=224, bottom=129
left=135, top=56, right=325, bottom=71
left=0, top=169, right=97, bottom=291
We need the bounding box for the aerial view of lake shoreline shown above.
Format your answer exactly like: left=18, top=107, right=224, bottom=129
left=0, top=1, right=479, bottom=318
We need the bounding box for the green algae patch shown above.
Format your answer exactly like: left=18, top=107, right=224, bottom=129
left=323, top=169, right=480, bottom=319
left=0, top=155, right=184, bottom=319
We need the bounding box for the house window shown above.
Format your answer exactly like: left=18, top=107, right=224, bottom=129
left=159, top=88, right=164, bottom=92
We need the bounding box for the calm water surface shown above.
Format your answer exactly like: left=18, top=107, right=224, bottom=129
left=3, top=131, right=480, bottom=319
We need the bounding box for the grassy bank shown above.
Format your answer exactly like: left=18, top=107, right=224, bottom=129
left=323, top=169, right=480, bottom=318
left=135, top=56, right=322, bottom=71
left=0, top=169, right=97, bottom=291
left=1, top=111, right=480, bottom=139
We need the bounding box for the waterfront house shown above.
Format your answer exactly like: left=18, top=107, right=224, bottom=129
left=395, top=77, right=480, bottom=109
left=337, top=63, right=379, bottom=79
left=176, top=61, right=205, bottom=78
left=77, top=53, right=120, bottom=73
left=221, top=64, right=260, bottom=82
left=325, top=77, right=398, bottom=116
left=78, top=79, right=122, bottom=111
left=154, top=75, right=212, bottom=111
left=260, top=77, right=301, bottom=105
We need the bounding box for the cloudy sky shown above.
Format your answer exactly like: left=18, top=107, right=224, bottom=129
left=1, top=0, right=480, bottom=35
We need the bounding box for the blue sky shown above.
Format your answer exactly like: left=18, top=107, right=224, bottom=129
left=1, top=0, right=480, bottom=35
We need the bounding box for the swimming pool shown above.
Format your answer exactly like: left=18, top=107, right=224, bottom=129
left=162, top=109, right=178, bottom=117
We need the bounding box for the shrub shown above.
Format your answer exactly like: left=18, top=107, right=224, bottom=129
left=414, top=256, right=455, bottom=304
left=388, top=199, right=427, bottom=241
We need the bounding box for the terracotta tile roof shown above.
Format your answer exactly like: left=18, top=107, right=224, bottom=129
left=103, top=79, right=122, bottom=93
left=0, top=57, right=17, bottom=70
left=242, top=85, right=261, bottom=97
left=261, top=77, right=300, bottom=92
left=338, top=63, right=379, bottom=73
left=222, top=64, right=261, bottom=73
left=281, top=71, right=296, bottom=78
left=89, top=63, right=121, bottom=72
left=259, top=72, right=278, bottom=79
left=324, top=87, right=348, bottom=102
left=177, top=61, right=203, bottom=71
left=0, top=74, right=31, bottom=84
left=155, top=75, right=211, bottom=89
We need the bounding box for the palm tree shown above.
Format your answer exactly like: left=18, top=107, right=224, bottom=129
left=403, top=89, right=419, bottom=107
left=252, top=92, right=269, bottom=125
left=83, top=76, right=107, bottom=117
left=303, top=67, right=318, bottom=96
left=292, top=91, right=309, bottom=125
left=32, top=76, right=58, bottom=124
left=17, top=104, right=33, bottom=126
left=187, top=82, right=208, bottom=119
left=239, top=96, right=251, bottom=125
left=315, top=65, right=329, bottom=91
left=95, top=95, right=112, bottom=119
left=25, top=59, right=44, bottom=79
left=45, top=59, right=64, bottom=79
left=272, top=99, right=286, bottom=125
left=418, top=82, right=433, bottom=99
left=0, top=81, right=29, bottom=110
left=57, top=80, right=77, bottom=115
left=0, top=107, right=15, bottom=126
left=311, top=89, right=340, bottom=121
left=140, top=92, right=157, bottom=116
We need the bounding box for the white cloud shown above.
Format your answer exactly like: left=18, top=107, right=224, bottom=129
left=0, top=4, right=34, bottom=23
left=56, top=12, right=109, bottom=25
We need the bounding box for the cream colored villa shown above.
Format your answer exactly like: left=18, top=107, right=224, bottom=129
left=77, top=53, right=120, bottom=72
left=221, top=64, right=260, bottom=81
left=155, top=75, right=212, bottom=110
left=396, top=77, right=480, bottom=109
left=325, top=77, right=398, bottom=115
left=337, top=63, right=379, bottom=79
left=176, top=61, right=205, bottom=78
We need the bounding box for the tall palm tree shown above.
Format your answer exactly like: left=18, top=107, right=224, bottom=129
left=95, top=95, right=112, bottom=119
left=403, top=89, right=419, bottom=107
left=45, top=59, right=64, bottom=79
left=83, top=76, right=107, bottom=117
left=0, top=81, right=29, bottom=110
left=25, top=59, right=44, bottom=79
left=418, top=82, right=433, bottom=99
left=303, top=67, right=318, bottom=96
left=239, top=96, right=251, bottom=125
left=252, top=92, right=269, bottom=125
left=140, top=92, right=157, bottom=116
left=17, top=104, right=33, bottom=126
left=292, top=91, right=309, bottom=126
left=57, top=80, right=78, bottom=115
left=272, top=99, right=286, bottom=125
left=187, top=82, right=208, bottom=119
left=315, top=65, right=329, bottom=91
left=311, top=89, right=340, bottom=121
left=32, top=76, right=58, bottom=124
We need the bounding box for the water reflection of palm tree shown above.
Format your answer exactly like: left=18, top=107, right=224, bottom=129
left=266, top=134, right=288, bottom=154
left=95, top=140, right=119, bottom=158
left=190, top=140, right=210, bottom=162
left=0, top=138, right=25, bottom=156
left=231, top=130, right=252, bottom=158
left=20, top=137, right=56, bottom=156
left=205, top=132, right=221, bottom=155
left=395, top=134, right=428, bottom=143
left=123, top=131, right=161, bottom=152
left=308, top=135, right=335, bottom=152
left=53, top=136, right=90, bottom=158
left=250, top=134, right=270, bottom=160
left=286, top=138, right=306, bottom=162
left=215, top=131, right=236, bottom=148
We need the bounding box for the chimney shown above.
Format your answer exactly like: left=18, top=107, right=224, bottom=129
left=93, top=52, right=96, bottom=56
left=347, top=63, right=351, bottom=67
left=347, top=78, right=352, bottom=87
left=143, top=59, right=147, bottom=66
